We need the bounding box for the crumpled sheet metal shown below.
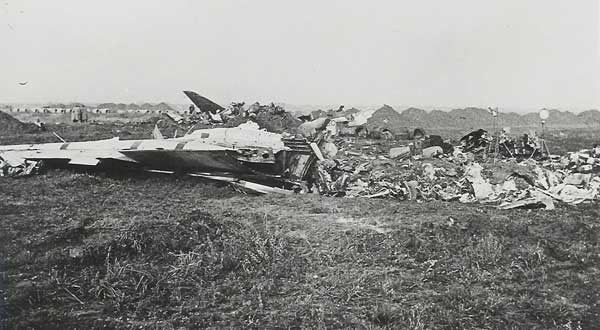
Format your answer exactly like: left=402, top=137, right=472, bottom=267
left=498, top=190, right=555, bottom=210
left=314, top=142, right=600, bottom=210
left=0, top=154, right=42, bottom=177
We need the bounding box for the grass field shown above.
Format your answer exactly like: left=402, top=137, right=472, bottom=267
left=1, top=123, right=600, bottom=329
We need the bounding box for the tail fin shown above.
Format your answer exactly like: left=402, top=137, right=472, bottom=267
left=183, top=91, right=224, bottom=113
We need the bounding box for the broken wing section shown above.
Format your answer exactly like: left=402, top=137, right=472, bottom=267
left=0, top=138, right=136, bottom=169
left=0, top=138, right=131, bottom=177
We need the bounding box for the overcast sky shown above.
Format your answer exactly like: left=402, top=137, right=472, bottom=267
left=1, top=0, right=598, bottom=111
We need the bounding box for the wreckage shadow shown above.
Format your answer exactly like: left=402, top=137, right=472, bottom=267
left=37, top=160, right=243, bottom=194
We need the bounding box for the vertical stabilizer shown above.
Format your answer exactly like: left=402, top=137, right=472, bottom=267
left=182, top=91, right=224, bottom=113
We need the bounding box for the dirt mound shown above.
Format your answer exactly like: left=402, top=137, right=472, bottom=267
left=398, top=107, right=429, bottom=127
left=392, top=107, right=598, bottom=130
left=0, top=112, right=36, bottom=134
left=577, top=109, right=600, bottom=126
left=96, top=102, right=173, bottom=111
left=365, top=105, right=403, bottom=128
left=153, top=102, right=173, bottom=111
left=360, top=105, right=426, bottom=137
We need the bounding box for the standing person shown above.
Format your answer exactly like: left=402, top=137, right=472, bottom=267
left=70, top=108, right=78, bottom=122
left=81, top=108, right=89, bottom=123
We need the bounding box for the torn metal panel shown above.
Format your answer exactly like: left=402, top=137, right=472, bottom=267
left=280, top=137, right=318, bottom=182
left=185, top=127, right=286, bottom=151
left=164, top=111, right=184, bottom=123
left=68, top=158, right=100, bottom=166
left=498, top=190, right=555, bottom=210
left=152, top=124, right=165, bottom=140
left=0, top=157, right=42, bottom=177
left=189, top=173, right=294, bottom=195
left=0, top=151, right=26, bottom=167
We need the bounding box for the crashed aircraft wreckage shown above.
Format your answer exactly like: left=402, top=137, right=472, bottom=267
left=2, top=91, right=600, bottom=210
left=0, top=125, right=320, bottom=194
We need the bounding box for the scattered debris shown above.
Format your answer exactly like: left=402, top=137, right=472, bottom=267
left=0, top=156, right=42, bottom=177
left=312, top=138, right=600, bottom=209
left=2, top=92, right=600, bottom=210
left=389, top=146, right=410, bottom=159
left=163, top=111, right=185, bottom=124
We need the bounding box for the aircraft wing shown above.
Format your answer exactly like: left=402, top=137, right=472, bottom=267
left=0, top=149, right=128, bottom=166
left=0, top=137, right=266, bottom=174
left=0, top=138, right=136, bottom=166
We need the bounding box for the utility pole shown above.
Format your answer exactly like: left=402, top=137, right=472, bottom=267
left=539, top=109, right=551, bottom=156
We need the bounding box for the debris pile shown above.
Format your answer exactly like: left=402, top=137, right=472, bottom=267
left=180, top=92, right=426, bottom=139
left=312, top=133, right=600, bottom=210
left=224, top=102, right=302, bottom=133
